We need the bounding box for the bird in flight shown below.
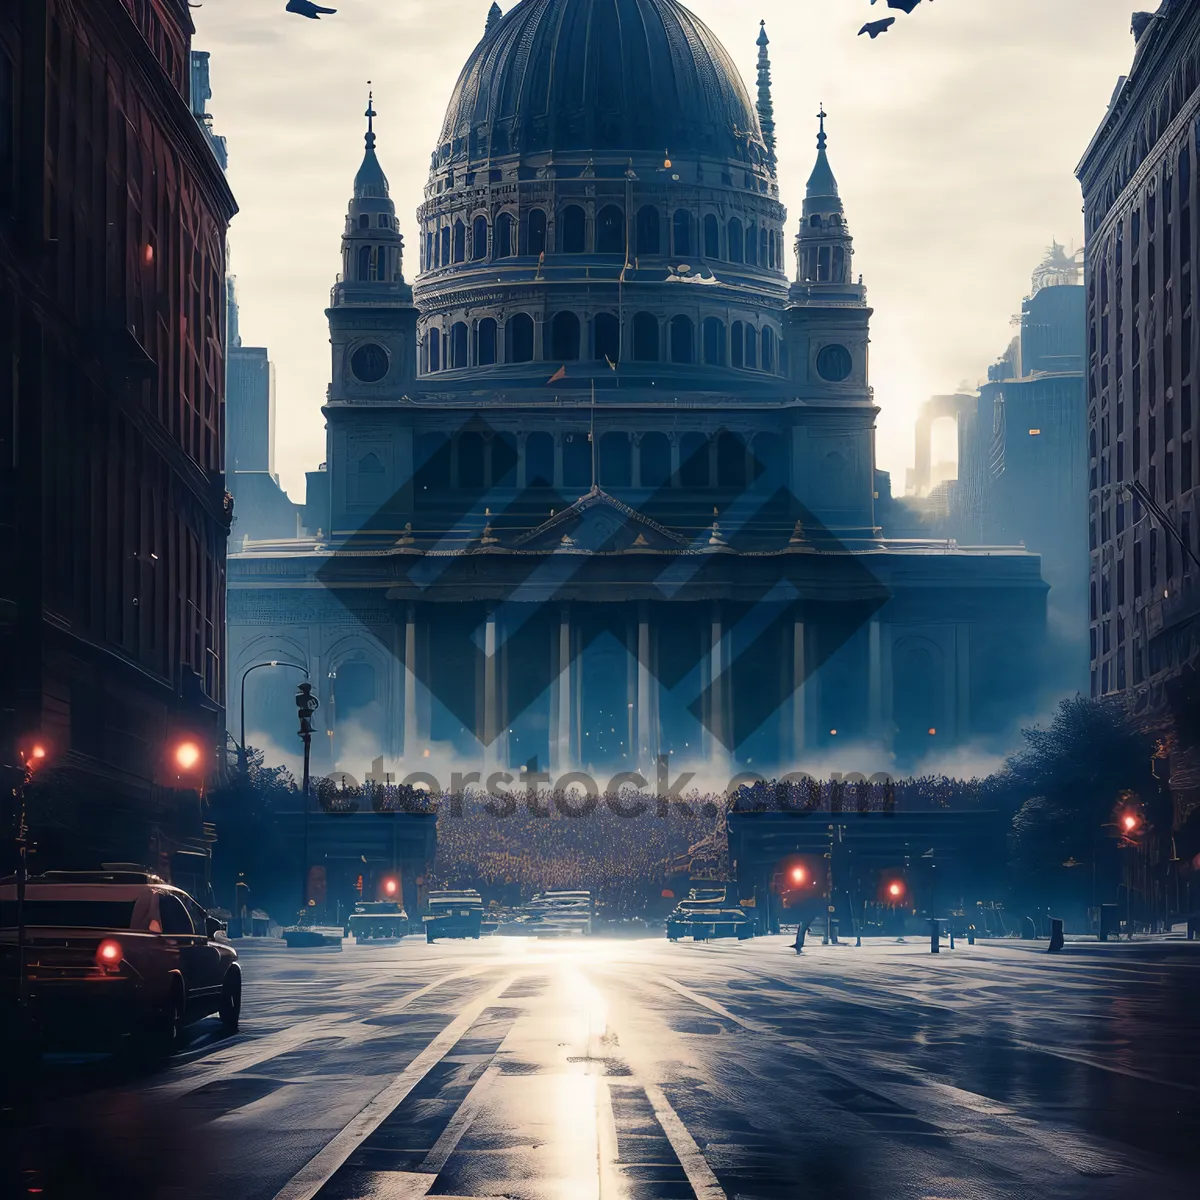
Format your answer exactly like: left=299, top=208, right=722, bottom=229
left=874, top=0, right=928, bottom=10
left=286, top=1, right=338, bottom=18
left=859, top=17, right=896, bottom=38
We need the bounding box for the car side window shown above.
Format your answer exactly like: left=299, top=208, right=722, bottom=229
left=181, top=896, right=208, bottom=935
left=158, top=893, right=194, bottom=936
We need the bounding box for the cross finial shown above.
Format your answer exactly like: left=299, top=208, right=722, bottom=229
left=817, top=104, right=827, bottom=152
left=365, top=82, right=377, bottom=151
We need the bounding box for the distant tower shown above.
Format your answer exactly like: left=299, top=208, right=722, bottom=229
left=756, top=21, right=776, bottom=168
left=486, top=2, right=502, bottom=36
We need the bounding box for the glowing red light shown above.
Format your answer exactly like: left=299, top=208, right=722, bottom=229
left=31, top=745, right=46, bottom=760
left=95, top=939, right=122, bottom=970
left=791, top=867, right=806, bottom=884
left=384, top=878, right=398, bottom=896
left=1123, top=814, right=1138, bottom=831
left=174, top=741, right=202, bottom=771
left=888, top=882, right=903, bottom=898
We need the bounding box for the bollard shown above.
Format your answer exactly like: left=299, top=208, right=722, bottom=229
left=967, top=925, right=976, bottom=946
left=930, top=918, right=940, bottom=954
left=1047, top=917, right=1065, bottom=953
left=948, top=926, right=955, bottom=950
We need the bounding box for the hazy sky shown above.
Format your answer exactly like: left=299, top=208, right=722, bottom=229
left=193, top=0, right=1137, bottom=500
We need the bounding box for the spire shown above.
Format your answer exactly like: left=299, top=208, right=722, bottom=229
left=354, top=83, right=390, bottom=199
left=486, top=2, right=502, bottom=36
left=806, top=104, right=839, bottom=200
left=756, top=20, right=776, bottom=168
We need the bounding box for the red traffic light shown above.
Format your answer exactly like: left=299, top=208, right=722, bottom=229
left=383, top=878, right=399, bottom=897
left=174, top=741, right=202, bottom=771
left=791, top=866, right=807, bottom=885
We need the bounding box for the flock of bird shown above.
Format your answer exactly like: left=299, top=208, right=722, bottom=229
left=283, top=0, right=931, bottom=37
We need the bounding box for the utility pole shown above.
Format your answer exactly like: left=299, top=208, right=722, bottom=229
left=296, top=682, right=319, bottom=921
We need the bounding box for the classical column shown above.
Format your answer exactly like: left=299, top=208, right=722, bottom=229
left=669, top=434, right=681, bottom=486
left=402, top=604, right=419, bottom=758
left=553, top=434, right=564, bottom=490
left=516, top=432, right=528, bottom=489
left=626, top=615, right=637, bottom=760
left=791, top=617, right=807, bottom=763
left=868, top=618, right=883, bottom=743
left=551, top=603, right=572, bottom=771
left=483, top=606, right=500, bottom=768
left=631, top=432, right=643, bottom=489
left=637, top=603, right=657, bottom=768
left=955, top=623, right=971, bottom=742
left=708, top=602, right=726, bottom=760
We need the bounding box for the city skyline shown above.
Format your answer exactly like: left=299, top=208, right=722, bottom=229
left=195, top=0, right=1135, bottom=500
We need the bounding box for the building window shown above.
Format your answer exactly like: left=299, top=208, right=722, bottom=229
left=599, top=433, right=632, bottom=488
left=632, top=312, right=659, bottom=361
left=703, top=214, right=720, bottom=259
left=679, top=433, right=710, bottom=487
left=496, top=212, right=515, bottom=258
left=670, top=315, right=694, bottom=364
left=549, top=311, right=581, bottom=361
left=450, top=322, right=469, bottom=369
left=440, top=225, right=451, bottom=266
left=594, top=313, right=620, bottom=364
left=596, top=205, right=624, bottom=255
left=378, top=214, right=390, bottom=228
left=359, top=213, right=370, bottom=229
left=731, top=320, right=745, bottom=368
left=762, top=327, right=776, bottom=374
left=508, top=313, right=535, bottom=363
left=745, top=222, right=758, bottom=266
left=673, top=209, right=693, bottom=257
left=636, top=206, right=661, bottom=256
left=427, top=327, right=441, bottom=372
left=526, top=208, right=547, bottom=256
left=703, top=317, right=726, bottom=366
left=476, top=318, right=498, bottom=366
left=472, top=215, right=488, bottom=260
left=744, top=325, right=758, bottom=370
left=416, top=433, right=451, bottom=490
left=458, top=433, right=485, bottom=488
left=452, top=219, right=466, bottom=263
left=717, top=432, right=746, bottom=488
left=526, top=432, right=554, bottom=486
left=640, top=432, right=671, bottom=488
left=560, top=205, right=585, bottom=253
left=728, top=218, right=744, bottom=263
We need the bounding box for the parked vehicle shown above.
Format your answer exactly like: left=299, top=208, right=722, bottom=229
left=423, top=890, right=484, bottom=941
left=499, top=889, right=594, bottom=936
left=0, top=869, right=240, bottom=1054
left=346, top=900, right=409, bottom=941
left=666, top=887, right=755, bottom=941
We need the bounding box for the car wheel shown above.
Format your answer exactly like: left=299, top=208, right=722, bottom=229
left=147, top=983, right=185, bottom=1057
left=219, top=969, right=241, bottom=1032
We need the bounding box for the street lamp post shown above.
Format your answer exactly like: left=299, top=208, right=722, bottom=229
left=8, top=744, right=46, bottom=1016
left=238, top=661, right=309, bottom=773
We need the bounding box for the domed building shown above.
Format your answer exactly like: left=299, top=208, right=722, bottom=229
left=229, top=0, right=1047, bottom=777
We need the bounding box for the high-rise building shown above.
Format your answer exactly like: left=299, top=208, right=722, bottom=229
left=1077, top=1, right=1200, bottom=711
left=0, top=0, right=237, bottom=882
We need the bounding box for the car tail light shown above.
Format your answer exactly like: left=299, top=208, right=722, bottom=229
left=95, top=939, right=123, bottom=972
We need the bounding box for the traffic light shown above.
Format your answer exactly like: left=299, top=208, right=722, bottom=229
left=296, top=681, right=319, bottom=739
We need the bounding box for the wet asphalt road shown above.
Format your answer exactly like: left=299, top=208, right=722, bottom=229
left=8, top=935, right=1200, bottom=1200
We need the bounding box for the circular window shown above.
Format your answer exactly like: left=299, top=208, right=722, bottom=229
left=351, top=343, right=389, bottom=383
left=816, top=344, right=853, bottom=382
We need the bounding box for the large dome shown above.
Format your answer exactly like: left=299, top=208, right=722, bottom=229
left=435, top=0, right=770, bottom=167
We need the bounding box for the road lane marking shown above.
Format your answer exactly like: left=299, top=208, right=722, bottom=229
left=419, top=1063, right=500, bottom=1174
left=641, top=1079, right=727, bottom=1200
left=148, top=965, right=494, bottom=1100
left=271, top=974, right=516, bottom=1200
left=596, top=1079, right=622, bottom=1200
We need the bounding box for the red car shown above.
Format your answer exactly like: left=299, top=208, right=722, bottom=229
left=0, top=869, right=241, bottom=1054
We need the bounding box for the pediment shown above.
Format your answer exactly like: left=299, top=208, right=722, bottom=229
left=514, top=487, right=687, bottom=552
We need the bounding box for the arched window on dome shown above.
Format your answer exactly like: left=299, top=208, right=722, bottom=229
left=670, top=315, right=694, bottom=364
left=427, top=327, right=441, bottom=373
left=450, top=322, right=469, bottom=369
left=640, top=432, right=671, bottom=489
left=703, top=317, right=726, bottom=366
left=452, top=219, right=466, bottom=264
left=476, top=318, right=498, bottom=366
left=745, top=222, right=758, bottom=266
left=768, top=230, right=777, bottom=270
left=560, top=205, right=585, bottom=254
left=762, top=326, right=776, bottom=374
left=549, top=312, right=581, bottom=361
left=525, top=209, right=547, bottom=256
left=594, top=313, right=620, bottom=364
left=458, top=432, right=485, bottom=489
left=759, top=227, right=769, bottom=268
left=416, top=433, right=451, bottom=491
left=358, top=245, right=371, bottom=281
left=673, top=210, right=693, bottom=257
left=728, top=217, right=744, bottom=263
left=744, top=325, right=758, bottom=370
left=636, top=206, right=661, bottom=256
left=810, top=214, right=821, bottom=227
left=599, top=433, right=632, bottom=488
left=717, top=432, right=746, bottom=488
left=496, top=212, right=515, bottom=258
left=730, top=320, right=744, bottom=368
left=472, top=215, right=488, bottom=261
left=439, top=225, right=451, bottom=266
left=818, top=246, right=831, bottom=281
left=596, top=205, right=625, bottom=255
left=679, top=432, right=710, bottom=487
left=425, top=230, right=434, bottom=270
left=703, top=214, right=720, bottom=259
left=371, top=247, right=389, bottom=281
left=833, top=246, right=845, bottom=282
left=525, top=432, right=554, bottom=487
left=830, top=213, right=842, bottom=227
left=508, top=313, right=535, bottom=363
left=632, top=312, right=659, bottom=362
left=359, top=214, right=370, bottom=230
